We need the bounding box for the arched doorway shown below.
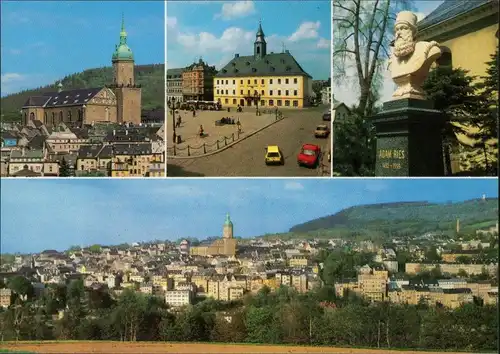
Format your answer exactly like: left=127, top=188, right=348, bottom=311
left=437, top=46, right=452, bottom=67
left=239, top=99, right=245, bottom=107
left=29, top=112, right=35, bottom=121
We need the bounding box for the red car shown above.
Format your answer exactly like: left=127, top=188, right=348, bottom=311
left=297, top=143, right=321, bottom=168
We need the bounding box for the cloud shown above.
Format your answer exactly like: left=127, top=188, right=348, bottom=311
left=415, top=12, right=426, bottom=22
left=215, top=1, right=256, bottom=20
left=284, top=181, right=304, bottom=191
left=316, top=38, right=330, bottom=49
left=289, top=21, right=321, bottom=42
left=167, top=16, right=177, bottom=29
left=176, top=27, right=254, bottom=54
left=1, top=72, right=26, bottom=83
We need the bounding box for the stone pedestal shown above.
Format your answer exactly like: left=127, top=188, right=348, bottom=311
left=371, top=98, right=445, bottom=176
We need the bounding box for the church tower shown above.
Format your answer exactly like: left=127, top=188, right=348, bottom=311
left=111, top=14, right=141, bottom=125
left=222, top=213, right=234, bottom=239
left=254, top=21, right=267, bottom=60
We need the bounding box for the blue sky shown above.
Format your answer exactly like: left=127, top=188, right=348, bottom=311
left=167, top=0, right=331, bottom=80
left=1, top=0, right=164, bottom=96
left=334, top=0, right=444, bottom=106
left=1, top=178, right=497, bottom=254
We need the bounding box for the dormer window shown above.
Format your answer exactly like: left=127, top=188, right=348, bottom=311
left=63, top=100, right=68, bottom=104
left=65, top=96, right=69, bottom=99
left=251, top=68, right=257, bottom=72
left=222, top=69, right=227, bottom=73
left=54, top=96, right=58, bottom=99
left=76, top=94, right=80, bottom=98
left=87, top=93, right=92, bottom=96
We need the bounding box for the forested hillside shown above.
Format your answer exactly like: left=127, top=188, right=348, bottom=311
left=1, top=64, right=164, bottom=122
left=261, top=199, right=498, bottom=241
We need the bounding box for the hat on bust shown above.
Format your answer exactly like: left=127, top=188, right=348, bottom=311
left=395, top=11, right=418, bottom=32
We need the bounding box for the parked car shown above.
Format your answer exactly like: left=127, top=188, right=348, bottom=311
left=265, top=145, right=285, bottom=165
left=322, top=111, right=331, bottom=121
left=314, top=124, right=330, bottom=138
left=297, top=144, right=321, bottom=168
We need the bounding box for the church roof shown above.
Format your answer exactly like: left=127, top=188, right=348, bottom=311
left=215, top=51, right=312, bottom=78
left=23, top=87, right=103, bottom=108
left=418, top=0, right=493, bottom=30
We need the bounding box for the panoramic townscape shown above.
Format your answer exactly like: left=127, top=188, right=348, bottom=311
left=1, top=179, right=498, bottom=353
left=166, top=1, right=332, bottom=177
left=0, top=1, right=165, bottom=177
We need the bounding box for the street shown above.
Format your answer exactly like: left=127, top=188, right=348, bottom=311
left=167, top=105, right=332, bottom=177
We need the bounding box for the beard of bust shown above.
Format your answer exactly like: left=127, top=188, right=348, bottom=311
left=394, top=28, right=416, bottom=58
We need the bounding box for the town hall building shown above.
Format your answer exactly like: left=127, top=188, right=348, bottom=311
left=21, top=16, right=142, bottom=128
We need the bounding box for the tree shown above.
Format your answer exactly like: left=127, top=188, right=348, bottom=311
left=333, top=113, right=376, bottom=176
left=7, top=276, right=34, bottom=300
left=423, top=66, right=479, bottom=175
left=466, top=46, right=499, bottom=175
left=88, top=244, right=102, bottom=253
left=333, top=0, right=413, bottom=117
left=59, top=157, right=71, bottom=177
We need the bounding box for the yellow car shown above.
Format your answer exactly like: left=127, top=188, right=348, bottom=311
left=265, top=145, right=285, bottom=165
left=314, top=124, right=330, bottom=138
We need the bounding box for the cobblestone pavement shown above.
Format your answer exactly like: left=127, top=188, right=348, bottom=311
left=167, top=109, right=278, bottom=156
left=167, top=105, right=332, bottom=177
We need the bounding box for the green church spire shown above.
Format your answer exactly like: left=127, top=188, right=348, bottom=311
left=112, top=13, right=134, bottom=62
left=224, top=213, right=233, bottom=226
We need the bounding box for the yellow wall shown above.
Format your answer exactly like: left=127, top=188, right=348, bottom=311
left=214, top=75, right=308, bottom=108
left=440, top=24, right=498, bottom=78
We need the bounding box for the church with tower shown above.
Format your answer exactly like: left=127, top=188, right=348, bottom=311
left=190, top=213, right=238, bottom=257
left=21, top=16, right=142, bottom=128
left=213, top=21, right=313, bottom=109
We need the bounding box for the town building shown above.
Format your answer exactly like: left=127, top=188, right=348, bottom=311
left=321, top=85, right=332, bottom=105
left=182, top=59, right=217, bottom=102
left=190, top=214, right=237, bottom=257
left=214, top=22, right=313, bottom=109
left=417, top=0, right=499, bottom=174
left=165, top=290, right=193, bottom=307
left=167, top=68, right=184, bottom=104
left=21, top=16, right=142, bottom=128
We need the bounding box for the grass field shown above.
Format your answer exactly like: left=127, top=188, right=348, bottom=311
left=0, top=341, right=484, bottom=353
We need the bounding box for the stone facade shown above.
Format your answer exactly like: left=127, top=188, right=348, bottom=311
left=182, top=59, right=217, bottom=101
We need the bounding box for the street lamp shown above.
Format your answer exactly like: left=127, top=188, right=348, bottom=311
left=253, top=90, right=261, bottom=116
left=170, top=97, right=177, bottom=142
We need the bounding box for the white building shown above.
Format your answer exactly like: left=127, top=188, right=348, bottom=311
left=165, top=290, right=193, bottom=307
left=320, top=86, right=331, bottom=105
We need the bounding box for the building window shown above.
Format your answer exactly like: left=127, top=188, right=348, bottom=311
left=232, top=90, right=235, bottom=95
left=224, top=90, right=227, bottom=94
left=240, top=90, right=243, bottom=94
left=233, top=80, right=235, bottom=84
left=68, top=111, right=72, bottom=121
left=270, top=90, right=273, bottom=95
left=294, top=78, right=298, bottom=84
left=225, top=98, right=229, bottom=104
left=247, top=90, right=250, bottom=95
left=217, top=89, right=219, bottom=94
left=294, top=90, right=298, bottom=96
left=247, top=80, right=250, bottom=84
left=240, top=80, right=243, bottom=84
left=29, top=112, right=35, bottom=121
left=59, top=111, right=63, bottom=122
left=260, top=100, right=265, bottom=106
left=270, top=79, right=273, bottom=84
left=277, top=100, right=282, bottom=106
left=278, top=90, right=281, bottom=96
left=254, top=79, right=257, bottom=84
left=269, top=100, right=274, bottom=106
left=261, top=90, right=264, bottom=95
left=217, top=80, right=219, bottom=84
left=285, top=90, right=289, bottom=96
left=278, top=79, right=281, bottom=84
left=52, top=112, right=55, bottom=125
left=285, top=78, right=289, bottom=84
left=233, top=99, right=237, bottom=104
left=225, top=80, right=228, bottom=84
left=44, top=112, right=48, bottom=124
left=285, top=100, right=290, bottom=106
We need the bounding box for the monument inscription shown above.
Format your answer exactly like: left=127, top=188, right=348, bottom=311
left=375, top=137, right=409, bottom=176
